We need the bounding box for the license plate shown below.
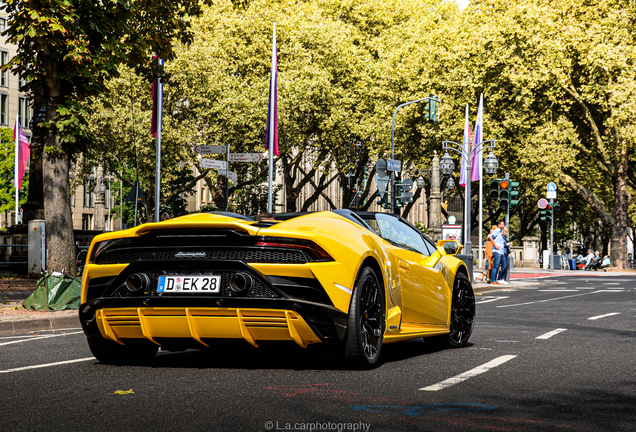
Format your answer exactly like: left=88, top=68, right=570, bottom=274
left=157, top=275, right=221, bottom=294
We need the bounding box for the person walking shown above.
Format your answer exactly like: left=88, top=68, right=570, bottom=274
left=490, top=220, right=505, bottom=285
left=497, top=226, right=512, bottom=283
left=482, top=225, right=496, bottom=283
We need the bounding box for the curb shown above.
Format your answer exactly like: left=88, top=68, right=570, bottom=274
left=0, top=314, right=81, bottom=335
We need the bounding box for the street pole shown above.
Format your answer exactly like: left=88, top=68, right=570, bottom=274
left=465, top=153, right=472, bottom=254
left=504, top=172, right=510, bottom=281
left=154, top=60, right=164, bottom=223
left=390, top=98, right=428, bottom=214
left=225, top=144, right=230, bottom=211
left=550, top=197, right=554, bottom=273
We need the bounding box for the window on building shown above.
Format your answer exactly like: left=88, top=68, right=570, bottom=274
left=0, top=18, right=6, bottom=33
left=82, top=214, right=93, bottom=230
left=0, top=93, right=7, bottom=125
left=83, top=180, right=95, bottom=208
left=18, top=96, right=29, bottom=127
left=0, top=51, right=8, bottom=87
left=70, top=193, right=75, bottom=207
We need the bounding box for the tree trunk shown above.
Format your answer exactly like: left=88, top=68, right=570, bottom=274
left=610, top=170, right=629, bottom=269
left=43, top=147, right=76, bottom=276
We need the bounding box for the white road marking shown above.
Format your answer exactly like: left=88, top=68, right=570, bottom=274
left=497, top=291, right=598, bottom=308
left=576, top=287, right=595, bottom=290
left=0, top=331, right=83, bottom=347
left=536, top=328, right=567, bottom=339
left=588, top=312, right=621, bottom=321
left=0, top=357, right=95, bottom=374
left=603, top=283, right=620, bottom=285
left=477, top=296, right=509, bottom=304
left=539, top=289, right=579, bottom=292
left=419, top=355, right=517, bottom=391
left=494, top=340, right=518, bottom=343
left=595, top=290, right=624, bottom=293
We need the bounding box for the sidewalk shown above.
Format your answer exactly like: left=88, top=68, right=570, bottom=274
left=0, top=277, right=80, bottom=334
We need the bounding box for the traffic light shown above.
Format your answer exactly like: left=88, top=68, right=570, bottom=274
left=553, top=202, right=561, bottom=213
left=540, top=204, right=552, bottom=225
left=499, top=179, right=510, bottom=211
left=509, top=181, right=520, bottom=207
left=489, top=179, right=500, bottom=200
left=425, top=95, right=439, bottom=122
left=376, top=192, right=389, bottom=209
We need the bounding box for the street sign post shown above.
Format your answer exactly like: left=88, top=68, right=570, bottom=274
left=547, top=191, right=557, bottom=199
left=387, top=159, right=402, bottom=172
left=229, top=153, right=263, bottom=163
left=547, top=182, right=557, bottom=192
left=194, top=145, right=227, bottom=154
left=201, top=159, right=228, bottom=170
left=374, top=174, right=390, bottom=199
left=538, top=198, right=548, bottom=209
left=218, top=170, right=237, bottom=183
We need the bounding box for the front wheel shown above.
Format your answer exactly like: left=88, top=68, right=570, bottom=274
left=345, top=266, right=385, bottom=367
left=445, top=272, right=475, bottom=347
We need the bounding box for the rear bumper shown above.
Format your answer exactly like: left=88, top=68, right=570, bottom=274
left=80, top=297, right=348, bottom=348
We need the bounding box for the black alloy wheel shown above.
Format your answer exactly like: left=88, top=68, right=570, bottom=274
left=345, top=266, right=385, bottom=367
left=446, top=272, right=475, bottom=347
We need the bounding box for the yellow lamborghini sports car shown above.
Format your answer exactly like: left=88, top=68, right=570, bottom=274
left=79, top=209, right=475, bottom=367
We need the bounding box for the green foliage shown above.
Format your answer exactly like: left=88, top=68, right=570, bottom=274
left=414, top=221, right=429, bottom=235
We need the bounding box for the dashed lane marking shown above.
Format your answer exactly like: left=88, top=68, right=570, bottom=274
left=0, top=357, right=95, bottom=374
left=588, top=312, right=621, bottom=321
left=538, top=289, right=579, bottom=292
left=477, top=296, right=509, bottom=304
left=497, top=291, right=599, bottom=308
left=536, top=328, right=567, bottom=340
left=0, top=331, right=84, bottom=347
left=419, top=355, right=517, bottom=391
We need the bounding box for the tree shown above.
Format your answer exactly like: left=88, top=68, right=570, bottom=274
left=3, top=0, right=208, bottom=275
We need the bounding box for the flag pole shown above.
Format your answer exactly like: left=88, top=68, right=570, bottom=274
left=154, top=58, right=164, bottom=222
left=14, top=114, right=19, bottom=225
left=267, top=23, right=276, bottom=213
left=478, top=93, right=484, bottom=269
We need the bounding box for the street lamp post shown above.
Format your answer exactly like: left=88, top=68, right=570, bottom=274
left=390, top=96, right=440, bottom=214
left=421, top=151, right=455, bottom=241
left=442, top=139, right=498, bottom=259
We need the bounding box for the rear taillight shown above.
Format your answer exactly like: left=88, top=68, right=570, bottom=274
left=256, top=236, right=333, bottom=262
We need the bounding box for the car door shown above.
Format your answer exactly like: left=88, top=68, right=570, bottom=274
left=374, top=214, right=450, bottom=326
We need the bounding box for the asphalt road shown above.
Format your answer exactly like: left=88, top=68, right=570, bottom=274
left=1, top=275, right=634, bottom=432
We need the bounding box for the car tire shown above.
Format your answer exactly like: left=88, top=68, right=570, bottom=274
left=433, top=272, right=475, bottom=348
left=87, top=337, right=159, bottom=365
left=344, top=266, right=385, bottom=367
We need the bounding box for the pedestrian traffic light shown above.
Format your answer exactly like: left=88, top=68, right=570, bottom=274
left=376, top=192, right=389, bottom=209
left=424, top=95, right=439, bottom=122
left=499, top=179, right=510, bottom=211
left=489, top=179, right=500, bottom=201
left=540, top=204, right=552, bottom=225
left=509, top=181, right=520, bottom=207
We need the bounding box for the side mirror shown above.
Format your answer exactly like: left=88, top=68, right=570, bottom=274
left=436, top=239, right=462, bottom=256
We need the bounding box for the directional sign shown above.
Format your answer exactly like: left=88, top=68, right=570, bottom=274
left=194, top=145, right=227, bottom=154
left=547, top=191, right=557, bottom=199
left=399, top=192, right=413, bottom=203
left=387, top=159, right=402, bottom=172
left=538, top=198, right=548, bottom=209
left=374, top=174, right=390, bottom=198
left=375, top=159, right=388, bottom=177
left=218, top=169, right=237, bottom=183
left=399, top=178, right=413, bottom=192
left=201, top=159, right=228, bottom=170
left=229, top=153, right=263, bottom=163
left=547, top=182, right=557, bottom=192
